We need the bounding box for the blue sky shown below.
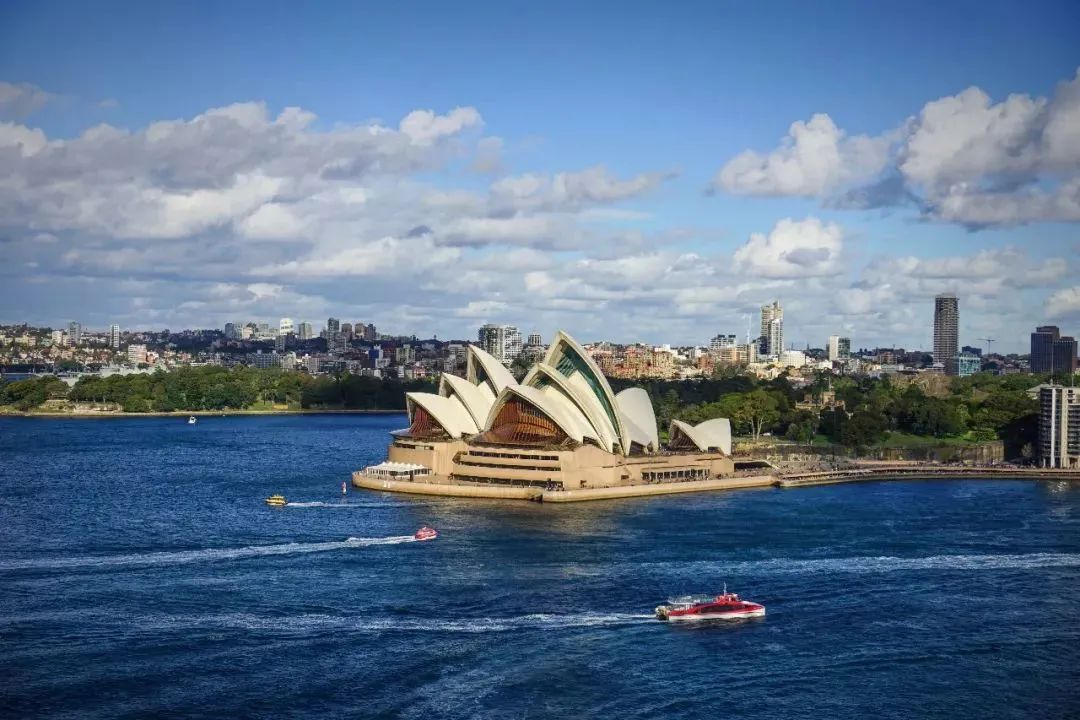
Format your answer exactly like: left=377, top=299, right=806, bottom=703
left=1, top=1, right=1079, bottom=351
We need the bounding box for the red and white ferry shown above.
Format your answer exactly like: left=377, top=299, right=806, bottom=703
left=655, top=587, right=765, bottom=622
left=413, top=526, right=438, bottom=541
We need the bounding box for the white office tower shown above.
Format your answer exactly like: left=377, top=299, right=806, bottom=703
left=279, top=318, right=294, bottom=336
left=760, top=301, right=783, bottom=357
left=828, top=335, right=851, bottom=361
left=68, top=321, right=82, bottom=346
left=478, top=324, right=523, bottom=366
left=50, top=330, right=64, bottom=346
left=109, top=324, right=121, bottom=349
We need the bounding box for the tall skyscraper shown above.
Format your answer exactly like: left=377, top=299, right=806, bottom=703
left=759, top=301, right=783, bottom=357
left=297, top=322, right=313, bottom=340
left=478, top=324, right=523, bottom=366
left=279, top=317, right=294, bottom=336
left=364, top=324, right=377, bottom=342
left=827, top=335, right=850, bottom=361
left=933, top=293, right=959, bottom=375
left=224, top=322, right=239, bottom=340
left=325, top=317, right=343, bottom=353
left=109, top=324, right=121, bottom=349
left=67, top=321, right=82, bottom=346
left=1031, top=325, right=1078, bottom=375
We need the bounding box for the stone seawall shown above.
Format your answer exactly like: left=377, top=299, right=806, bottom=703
left=352, top=471, right=774, bottom=503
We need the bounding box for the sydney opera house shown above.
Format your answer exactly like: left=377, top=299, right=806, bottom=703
left=353, top=331, right=743, bottom=501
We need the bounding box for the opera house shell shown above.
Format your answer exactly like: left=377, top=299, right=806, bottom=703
left=358, top=331, right=735, bottom=497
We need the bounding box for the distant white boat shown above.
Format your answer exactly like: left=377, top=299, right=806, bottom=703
left=187, top=416, right=197, bottom=425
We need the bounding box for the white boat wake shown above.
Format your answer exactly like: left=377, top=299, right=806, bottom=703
left=0, top=536, right=417, bottom=572
left=128, top=611, right=658, bottom=634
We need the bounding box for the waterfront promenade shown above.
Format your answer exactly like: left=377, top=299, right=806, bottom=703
left=354, top=461, right=1080, bottom=503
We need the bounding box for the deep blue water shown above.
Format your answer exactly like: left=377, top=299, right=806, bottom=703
left=1, top=415, right=1078, bottom=719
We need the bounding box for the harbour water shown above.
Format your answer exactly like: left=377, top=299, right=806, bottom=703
left=1, top=415, right=1078, bottom=719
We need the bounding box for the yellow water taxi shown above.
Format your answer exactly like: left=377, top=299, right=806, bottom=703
left=265, top=494, right=287, bottom=507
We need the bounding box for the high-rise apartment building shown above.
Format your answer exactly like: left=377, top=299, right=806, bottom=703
left=224, top=322, right=239, bottom=340
left=478, top=324, right=523, bottom=366
left=933, top=293, right=959, bottom=375
left=759, top=301, right=783, bottom=357
left=325, top=317, right=344, bottom=353
left=709, top=334, right=737, bottom=351
left=1038, top=385, right=1080, bottom=468
left=297, top=322, right=313, bottom=340
left=1031, top=325, right=1078, bottom=375
left=279, top=318, right=294, bottom=336
left=341, top=323, right=353, bottom=339
left=50, top=329, right=64, bottom=346
left=68, top=321, right=82, bottom=346
left=827, top=335, right=851, bottom=361
left=364, top=324, right=377, bottom=342
left=109, top=324, right=121, bottom=349
left=126, top=344, right=147, bottom=365
left=527, top=332, right=543, bottom=347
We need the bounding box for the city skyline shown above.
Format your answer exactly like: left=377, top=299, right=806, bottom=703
left=1, top=3, right=1079, bottom=352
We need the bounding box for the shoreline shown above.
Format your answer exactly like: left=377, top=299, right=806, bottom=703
left=0, top=408, right=406, bottom=418
left=353, top=464, right=1080, bottom=504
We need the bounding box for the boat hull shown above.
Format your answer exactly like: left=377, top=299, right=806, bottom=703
left=662, top=607, right=765, bottom=621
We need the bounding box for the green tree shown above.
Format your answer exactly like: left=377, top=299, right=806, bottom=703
left=737, top=390, right=780, bottom=441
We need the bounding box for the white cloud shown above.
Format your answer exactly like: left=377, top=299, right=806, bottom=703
left=733, top=217, right=844, bottom=278
left=1045, top=286, right=1080, bottom=319
left=490, top=165, right=672, bottom=213
left=714, top=114, right=892, bottom=197
left=712, top=67, right=1080, bottom=228
left=438, top=215, right=573, bottom=248
left=399, top=106, right=482, bottom=145
left=0, top=81, right=53, bottom=118
left=0, top=121, right=47, bottom=156
left=237, top=202, right=309, bottom=240
left=471, top=136, right=504, bottom=174
left=250, top=235, right=460, bottom=278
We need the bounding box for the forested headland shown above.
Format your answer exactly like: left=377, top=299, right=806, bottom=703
left=612, top=371, right=1043, bottom=458
left=0, top=367, right=433, bottom=413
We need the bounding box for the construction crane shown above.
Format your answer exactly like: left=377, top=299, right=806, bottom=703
left=980, top=337, right=995, bottom=356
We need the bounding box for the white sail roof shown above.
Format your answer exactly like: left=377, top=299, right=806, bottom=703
left=543, top=330, right=630, bottom=454
left=406, top=392, right=479, bottom=439
left=485, top=385, right=595, bottom=445
left=669, top=418, right=732, bottom=455
left=523, top=363, right=617, bottom=451
left=438, top=373, right=495, bottom=429
left=616, top=387, right=659, bottom=452
left=466, top=344, right=517, bottom=396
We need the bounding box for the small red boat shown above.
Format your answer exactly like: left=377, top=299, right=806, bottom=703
left=655, top=587, right=765, bottom=622
left=413, top=526, right=438, bottom=541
